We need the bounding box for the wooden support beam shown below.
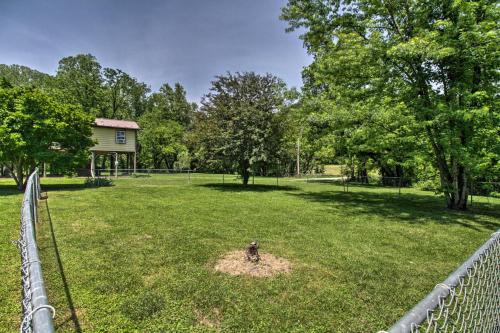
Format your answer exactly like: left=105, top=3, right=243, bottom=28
left=91, top=152, right=95, bottom=178
left=115, top=152, right=118, bottom=178
left=133, top=152, right=137, bottom=174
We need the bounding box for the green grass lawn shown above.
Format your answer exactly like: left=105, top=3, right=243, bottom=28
left=1, top=174, right=499, bottom=332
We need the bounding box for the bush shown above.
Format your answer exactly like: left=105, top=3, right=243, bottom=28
left=414, top=178, right=440, bottom=192
left=84, top=177, right=113, bottom=187
left=131, top=173, right=151, bottom=178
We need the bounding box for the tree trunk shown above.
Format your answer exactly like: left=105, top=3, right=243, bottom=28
left=443, top=183, right=468, bottom=210
left=8, top=163, right=36, bottom=191
left=241, top=160, right=250, bottom=185
left=357, top=159, right=368, bottom=183
left=438, top=162, right=468, bottom=210
left=9, top=163, right=25, bottom=190
left=13, top=169, right=24, bottom=190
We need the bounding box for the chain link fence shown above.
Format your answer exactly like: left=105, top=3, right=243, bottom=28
left=303, top=175, right=500, bottom=204
left=381, top=230, right=500, bottom=333
left=470, top=182, right=500, bottom=206
left=14, top=168, right=55, bottom=333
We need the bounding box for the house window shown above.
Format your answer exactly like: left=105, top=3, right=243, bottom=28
left=115, top=129, right=126, bottom=144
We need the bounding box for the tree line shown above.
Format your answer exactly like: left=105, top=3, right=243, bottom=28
left=280, top=0, right=499, bottom=210
left=0, top=55, right=318, bottom=188
left=1, top=0, right=498, bottom=210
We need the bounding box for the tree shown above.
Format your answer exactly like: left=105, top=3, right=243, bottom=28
left=147, top=83, right=196, bottom=127
left=1, top=56, right=152, bottom=121
left=281, top=0, right=500, bottom=209
left=102, top=68, right=150, bottom=120
left=55, top=54, right=104, bottom=114
left=139, top=116, right=187, bottom=169
left=0, top=85, right=94, bottom=189
left=138, top=81, right=194, bottom=169
left=276, top=89, right=337, bottom=177
left=0, top=64, right=54, bottom=88
left=196, top=72, right=286, bottom=185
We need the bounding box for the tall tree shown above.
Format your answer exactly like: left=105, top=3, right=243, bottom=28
left=148, top=83, right=196, bottom=127
left=139, top=115, right=187, bottom=169
left=0, top=85, right=94, bottom=189
left=138, top=82, right=193, bottom=169
left=102, top=68, right=150, bottom=119
left=282, top=0, right=500, bottom=209
left=196, top=72, right=286, bottom=185
left=0, top=64, right=54, bottom=88
left=56, top=54, right=103, bottom=114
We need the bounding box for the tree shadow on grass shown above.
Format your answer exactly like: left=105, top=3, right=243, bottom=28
left=1, top=184, right=89, bottom=196
left=41, top=183, right=89, bottom=192
left=0, top=184, right=23, bottom=196
left=0, top=182, right=108, bottom=197
left=199, top=183, right=300, bottom=192
left=288, top=190, right=500, bottom=232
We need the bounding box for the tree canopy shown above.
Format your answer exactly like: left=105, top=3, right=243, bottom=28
left=0, top=53, right=201, bottom=176
left=0, top=64, right=54, bottom=88
left=148, top=83, right=197, bottom=128
left=193, top=72, right=287, bottom=185
left=56, top=54, right=104, bottom=114
left=1, top=30, right=497, bottom=207
left=281, top=0, right=500, bottom=209
left=0, top=84, right=94, bottom=189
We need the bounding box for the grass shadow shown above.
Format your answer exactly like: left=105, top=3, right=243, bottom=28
left=41, top=199, right=82, bottom=333
left=130, top=174, right=151, bottom=178
left=199, top=183, right=300, bottom=192
left=41, top=183, right=89, bottom=192
left=0, top=182, right=93, bottom=196
left=41, top=183, right=115, bottom=192
left=289, top=190, right=500, bottom=231
left=0, top=184, right=23, bottom=196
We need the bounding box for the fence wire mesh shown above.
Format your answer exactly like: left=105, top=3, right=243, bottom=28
left=383, top=231, right=500, bottom=333
left=14, top=168, right=55, bottom=333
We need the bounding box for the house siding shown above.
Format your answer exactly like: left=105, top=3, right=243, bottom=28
left=91, top=127, right=136, bottom=152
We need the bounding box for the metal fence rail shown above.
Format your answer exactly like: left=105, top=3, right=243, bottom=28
left=14, top=168, right=55, bottom=333
left=381, top=230, right=500, bottom=333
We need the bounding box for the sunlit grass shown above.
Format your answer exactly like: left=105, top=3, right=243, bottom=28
left=1, top=174, right=498, bottom=332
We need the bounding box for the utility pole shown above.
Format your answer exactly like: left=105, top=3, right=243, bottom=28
left=296, top=137, right=300, bottom=177
left=296, top=127, right=303, bottom=177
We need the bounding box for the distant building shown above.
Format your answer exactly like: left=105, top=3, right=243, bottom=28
left=90, top=118, right=140, bottom=177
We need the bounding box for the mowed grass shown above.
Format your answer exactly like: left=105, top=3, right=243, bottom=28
left=322, top=165, right=343, bottom=176
left=1, top=174, right=499, bottom=332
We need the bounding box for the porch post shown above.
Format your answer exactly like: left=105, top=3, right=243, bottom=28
left=133, top=152, right=137, bottom=174
left=91, top=151, right=95, bottom=178
left=115, top=152, right=118, bottom=178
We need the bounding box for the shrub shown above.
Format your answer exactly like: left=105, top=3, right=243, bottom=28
left=415, top=178, right=440, bottom=192
left=84, top=177, right=113, bottom=187
left=131, top=173, right=151, bottom=178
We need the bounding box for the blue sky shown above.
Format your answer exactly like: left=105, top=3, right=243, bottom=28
left=0, top=0, right=311, bottom=102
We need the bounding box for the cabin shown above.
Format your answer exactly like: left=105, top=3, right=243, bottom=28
left=90, top=118, right=140, bottom=177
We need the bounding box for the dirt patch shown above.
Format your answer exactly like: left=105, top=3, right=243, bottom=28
left=214, top=250, right=292, bottom=277
left=195, top=308, right=222, bottom=330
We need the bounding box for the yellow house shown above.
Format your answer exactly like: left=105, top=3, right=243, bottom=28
left=90, top=118, right=140, bottom=177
